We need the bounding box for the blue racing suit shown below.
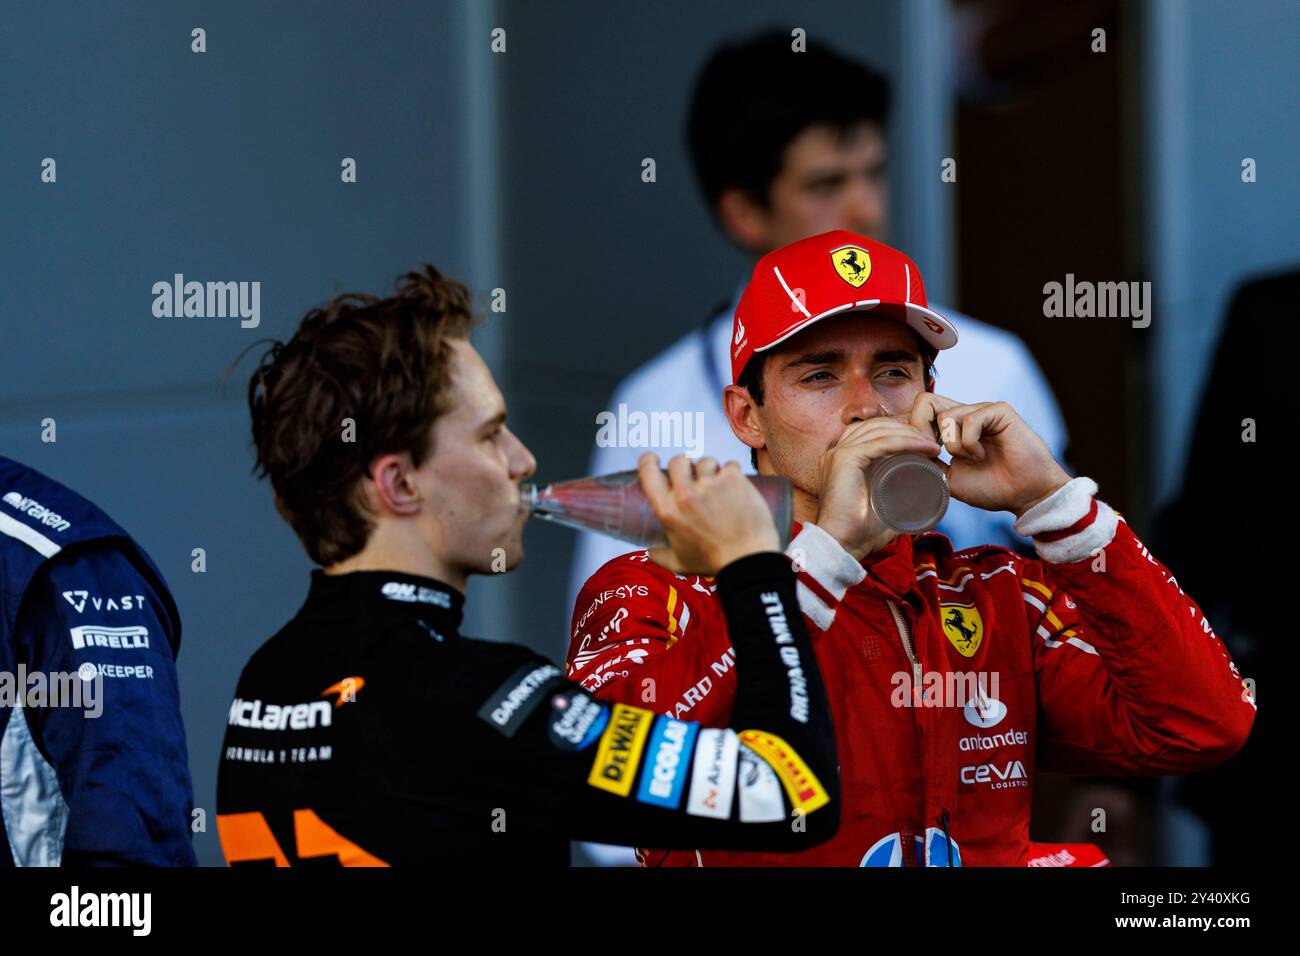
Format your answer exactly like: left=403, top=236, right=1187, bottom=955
left=0, top=456, right=195, bottom=865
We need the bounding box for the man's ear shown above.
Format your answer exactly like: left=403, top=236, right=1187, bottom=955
left=716, top=187, right=771, bottom=255
left=723, top=384, right=766, bottom=457
left=368, top=453, right=422, bottom=517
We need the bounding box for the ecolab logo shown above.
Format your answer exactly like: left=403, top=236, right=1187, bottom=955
left=3, top=492, right=71, bottom=532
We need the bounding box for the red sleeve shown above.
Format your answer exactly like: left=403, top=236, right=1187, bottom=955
left=1014, top=479, right=1255, bottom=775
left=567, top=552, right=730, bottom=721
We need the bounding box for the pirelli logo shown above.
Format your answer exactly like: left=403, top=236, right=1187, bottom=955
left=70, top=625, right=150, bottom=651
left=587, top=703, right=653, bottom=797
left=738, top=729, right=829, bottom=814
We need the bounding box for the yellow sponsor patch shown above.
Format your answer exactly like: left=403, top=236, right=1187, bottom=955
left=830, top=245, right=872, bottom=288
left=587, top=703, right=653, bottom=797
left=738, top=730, right=829, bottom=813
left=941, top=603, right=984, bottom=657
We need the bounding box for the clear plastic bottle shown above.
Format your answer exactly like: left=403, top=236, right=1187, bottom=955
left=520, top=470, right=794, bottom=549
left=867, top=452, right=949, bottom=534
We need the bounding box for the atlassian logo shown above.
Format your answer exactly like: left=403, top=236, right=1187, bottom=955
left=962, top=683, right=1006, bottom=728
left=860, top=828, right=961, bottom=867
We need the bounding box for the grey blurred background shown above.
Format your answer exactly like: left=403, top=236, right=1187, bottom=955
left=2, top=0, right=1295, bottom=866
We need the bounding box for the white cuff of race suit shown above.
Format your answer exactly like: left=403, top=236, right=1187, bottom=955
left=1013, top=476, right=1119, bottom=565
left=786, top=522, right=867, bottom=631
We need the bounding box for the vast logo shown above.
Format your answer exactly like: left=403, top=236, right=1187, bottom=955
left=62, top=591, right=147, bottom=614
left=830, top=245, right=872, bottom=288
left=941, top=603, right=984, bottom=657
left=861, top=827, right=961, bottom=867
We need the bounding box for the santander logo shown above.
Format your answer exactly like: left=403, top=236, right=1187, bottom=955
left=963, top=682, right=1006, bottom=728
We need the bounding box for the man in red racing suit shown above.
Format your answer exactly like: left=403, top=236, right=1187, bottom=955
left=567, top=231, right=1255, bottom=866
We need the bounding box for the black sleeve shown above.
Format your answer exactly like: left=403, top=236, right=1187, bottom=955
left=473, top=552, right=839, bottom=851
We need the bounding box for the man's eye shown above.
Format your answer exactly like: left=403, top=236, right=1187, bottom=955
left=879, top=368, right=910, bottom=380
left=801, top=370, right=835, bottom=384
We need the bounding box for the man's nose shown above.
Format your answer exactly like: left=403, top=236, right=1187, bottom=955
left=509, top=431, right=537, bottom=482
left=842, top=375, right=884, bottom=425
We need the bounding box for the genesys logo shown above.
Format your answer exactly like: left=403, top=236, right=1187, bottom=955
left=70, top=625, right=149, bottom=652
left=380, top=581, right=451, bottom=607
left=2, top=491, right=71, bottom=532
left=62, top=591, right=147, bottom=614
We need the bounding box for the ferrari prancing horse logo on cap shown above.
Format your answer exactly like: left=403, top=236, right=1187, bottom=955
left=831, top=245, right=872, bottom=288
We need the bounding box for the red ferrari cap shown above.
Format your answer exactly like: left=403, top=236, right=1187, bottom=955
left=730, top=230, right=959, bottom=383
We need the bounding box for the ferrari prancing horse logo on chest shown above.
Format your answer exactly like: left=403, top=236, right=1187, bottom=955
left=941, top=603, right=984, bottom=658
left=830, top=245, right=872, bottom=288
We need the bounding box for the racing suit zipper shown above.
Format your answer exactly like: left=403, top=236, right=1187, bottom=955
left=886, top=599, right=921, bottom=693
left=889, top=598, right=951, bottom=868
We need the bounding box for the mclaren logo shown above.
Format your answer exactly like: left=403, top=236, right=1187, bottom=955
left=941, top=603, right=984, bottom=657
left=830, top=245, right=872, bottom=288
left=321, top=676, right=365, bottom=707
